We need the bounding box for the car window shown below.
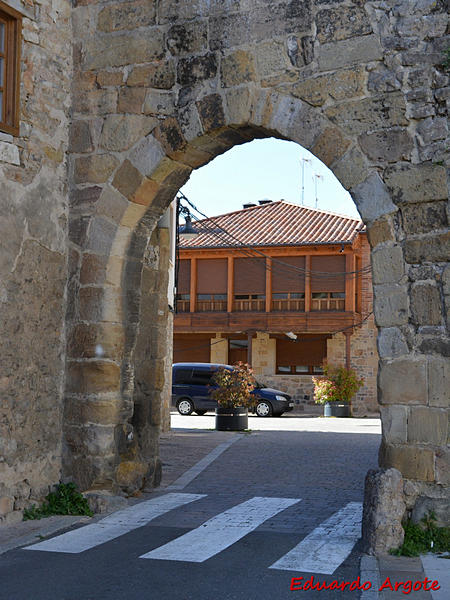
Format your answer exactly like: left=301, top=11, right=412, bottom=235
left=191, top=369, right=215, bottom=385
left=173, top=368, right=193, bottom=384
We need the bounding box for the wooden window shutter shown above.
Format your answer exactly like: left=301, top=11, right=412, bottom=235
left=272, top=256, right=305, bottom=292
left=276, top=337, right=327, bottom=366
left=177, top=259, right=191, bottom=294
left=197, top=259, right=227, bottom=294
left=234, top=258, right=266, bottom=294
left=173, top=334, right=211, bottom=363
left=311, top=256, right=346, bottom=292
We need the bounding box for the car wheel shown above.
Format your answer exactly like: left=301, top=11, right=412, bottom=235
left=255, top=400, right=272, bottom=417
left=177, top=398, right=194, bottom=416
left=195, top=410, right=207, bottom=416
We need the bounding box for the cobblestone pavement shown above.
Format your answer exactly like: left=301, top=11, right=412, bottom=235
left=0, top=415, right=445, bottom=600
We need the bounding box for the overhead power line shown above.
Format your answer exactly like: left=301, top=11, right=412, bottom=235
left=177, top=193, right=372, bottom=279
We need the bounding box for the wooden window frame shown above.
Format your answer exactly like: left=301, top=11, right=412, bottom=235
left=0, top=1, right=21, bottom=136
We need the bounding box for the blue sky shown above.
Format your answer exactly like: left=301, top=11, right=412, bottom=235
left=180, top=138, right=360, bottom=221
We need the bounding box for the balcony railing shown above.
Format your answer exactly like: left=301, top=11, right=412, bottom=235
left=176, top=299, right=190, bottom=313
left=311, top=297, right=345, bottom=311
left=271, top=298, right=306, bottom=312
left=196, top=300, right=227, bottom=312
left=233, top=298, right=266, bottom=312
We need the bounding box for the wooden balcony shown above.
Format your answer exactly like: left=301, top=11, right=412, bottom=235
left=271, top=298, right=306, bottom=312
left=174, top=309, right=358, bottom=334
left=197, top=299, right=227, bottom=312
left=232, top=298, right=266, bottom=312
left=311, top=298, right=345, bottom=311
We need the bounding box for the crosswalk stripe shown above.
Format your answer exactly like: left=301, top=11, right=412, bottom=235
left=140, top=496, right=300, bottom=563
left=25, top=493, right=206, bottom=554
left=269, top=502, right=362, bottom=574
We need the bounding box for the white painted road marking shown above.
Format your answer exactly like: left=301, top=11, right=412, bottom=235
left=270, top=502, right=363, bottom=574
left=25, top=493, right=206, bottom=554
left=140, top=496, right=301, bottom=563
left=166, top=434, right=241, bottom=491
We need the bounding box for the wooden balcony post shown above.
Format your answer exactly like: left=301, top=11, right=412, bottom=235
left=305, top=255, right=311, bottom=312
left=266, top=257, right=272, bottom=312
left=227, top=255, right=234, bottom=313
left=190, top=257, right=197, bottom=313
left=345, top=253, right=356, bottom=312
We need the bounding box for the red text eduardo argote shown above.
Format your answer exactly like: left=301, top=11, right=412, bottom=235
left=290, top=575, right=441, bottom=594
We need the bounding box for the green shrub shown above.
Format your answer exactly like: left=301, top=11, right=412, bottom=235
left=23, top=482, right=93, bottom=520
left=313, top=364, right=364, bottom=405
left=391, top=512, right=450, bottom=557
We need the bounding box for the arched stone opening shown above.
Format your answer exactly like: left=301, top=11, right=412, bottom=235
left=64, top=0, right=449, bottom=548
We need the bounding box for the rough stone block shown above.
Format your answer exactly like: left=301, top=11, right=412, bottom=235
left=97, top=70, right=124, bottom=87
left=74, top=154, right=119, bottom=184
left=428, top=357, right=450, bottom=408
left=384, top=163, right=447, bottom=204
left=0, top=141, right=20, bottom=165
left=85, top=216, right=117, bottom=256
left=310, top=126, right=351, bottom=167
left=362, top=468, right=406, bottom=555
left=379, top=443, right=435, bottom=481
left=333, top=146, right=368, bottom=191
left=366, top=218, right=395, bottom=248
left=371, top=246, right=405, bottom=285
left=83, top=30, right=165, bottom=69
left=400, top=201, right=448, bottom=235
left=196, top=94, right=226, bottom=132
left=66, top=361, right=121, bottom=394
left=167, top=21, right=207, bottom=56
left=112, top=160, right=144, bottom=200
left=319, top=34, right=383, bottom=71
left=117, top=87, right=146, bottom=113
left=97, top=1, right=156, bottom=32
left=143, top=90, right=175, bottom=116
left=316, top=6, right=372, bottom=44
left=408, top=406, right=447, bottom=446
left=221, top=50, right=256, bottom=87
left=410, top=283, right=442, bottom=326
left=380, top=406, right=408, bottom=444
left=377, top=327, right=409, bottom=359
left=225, top=86, right=252, bottom=126
left=68, top=323, right=124, bottom=361
left=373, top=284, right=408, bottom=327
left=127, top=62, right=176, bottom=89
left=405, top=232, right=450, bottom=264
left=69, top=120, right=94, bottom=153
left=100, top=116, right=155, bottom=152
left=351, top=173, right=397, bottom=224
left=128, top=135, right=165, bottom=178
left=358, top=128, right=413, bottom=163
left=326, top=93, right=408, bottom=137
left=378, top=359, right=427, bottom=405
left=291, top=67, right=366, bottom=107
left=153, top=117, right=186, bottom=156
left=435, top=449, right=450, bottom=487
left=177, top=53, right=218, bottom=87
left=255, top=40, right=290, bottom=78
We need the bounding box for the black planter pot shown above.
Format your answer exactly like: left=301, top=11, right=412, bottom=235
left=215, top=406, right=248, bottom=431
left=323, top=403, right=351, bottom=418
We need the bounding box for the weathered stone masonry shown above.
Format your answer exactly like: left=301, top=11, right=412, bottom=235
left=0, top=0, right=449, bottom=547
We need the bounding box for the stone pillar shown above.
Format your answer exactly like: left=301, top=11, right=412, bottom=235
left=210, top=334, right=228, bottom=364
left=252, top=332, right=275, bottom=376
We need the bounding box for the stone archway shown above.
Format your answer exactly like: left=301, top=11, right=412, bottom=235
left=66, top=0, right=449, bottom=545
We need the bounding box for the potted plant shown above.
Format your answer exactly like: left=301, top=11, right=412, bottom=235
left=210, top=362, right=257, bottom=430
left=313, top=364, right=364, bottom=417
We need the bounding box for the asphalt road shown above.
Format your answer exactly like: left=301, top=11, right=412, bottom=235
left=0, top=417, right=382, bottom=600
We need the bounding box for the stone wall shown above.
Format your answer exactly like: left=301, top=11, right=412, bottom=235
left=0, top=0, right=72, bottom=525
left=1, top=0, right=448, bottom=536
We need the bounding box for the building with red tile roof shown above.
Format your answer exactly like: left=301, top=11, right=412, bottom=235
left=174, top=200, right=378, bottom=416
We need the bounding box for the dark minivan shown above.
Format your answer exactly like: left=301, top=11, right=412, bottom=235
left=172, top=362, right=294, bottom=417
